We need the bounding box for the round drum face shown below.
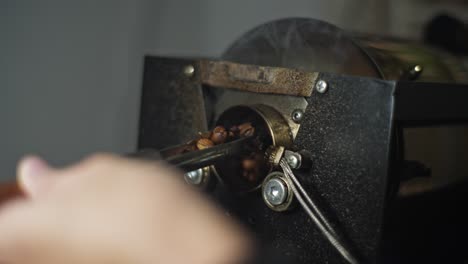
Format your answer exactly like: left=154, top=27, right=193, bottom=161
left=222, top=18, right=381, bottom=78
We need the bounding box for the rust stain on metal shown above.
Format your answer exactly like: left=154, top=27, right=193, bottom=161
left=199, top=60, right=317, bottom=97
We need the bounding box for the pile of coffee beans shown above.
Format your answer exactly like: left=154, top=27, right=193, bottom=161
left=180, top=122, right=265, bottom=183
left=188, top=122, right=256, bottom=150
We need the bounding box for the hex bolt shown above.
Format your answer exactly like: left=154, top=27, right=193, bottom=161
left=315, top=79, right=328, bottom=93
left=291, top=109, right=304, bottom=123
left=183, top=65, right=195, bottom=77
left=263, top=177, right=288, bottom=206
left=184, top=168, right=203, bottom=185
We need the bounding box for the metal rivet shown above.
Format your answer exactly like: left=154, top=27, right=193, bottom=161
left=315, top=80, right=328, bottom=93
left=407, top=65, right=424, bottom=80
left=184, top=168, right=203, bottom=185
left=414, top=65, right=423, bottom=72
left=263, top=177, right=288, bottom=206
left=291, top=109, right=304, bottom=123
left=183, top=65, right=195, bottom=77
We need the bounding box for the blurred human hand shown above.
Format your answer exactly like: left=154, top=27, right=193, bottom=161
left=0, top=154, right=252, bottom=264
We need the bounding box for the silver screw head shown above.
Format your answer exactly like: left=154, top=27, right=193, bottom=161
left=286, top=154, right=300, bottom=169
left=414, top=65, right=423, bottom=72
left=183, top=65, right=195, bottom=77
left=184, top=168, right=203, bottom=185
left=315, top=80, right=328, bottom=93
left=291, top=109, right=304, bottom=123
left=263, top=177, right=288, bottom=206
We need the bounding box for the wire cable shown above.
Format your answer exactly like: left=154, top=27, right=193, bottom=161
left=279, top=159, right=360, bottom=264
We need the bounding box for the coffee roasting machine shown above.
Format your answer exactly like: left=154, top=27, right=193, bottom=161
left=137, top=18, right=468, bottom=263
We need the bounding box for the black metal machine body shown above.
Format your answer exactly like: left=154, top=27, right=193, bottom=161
left=137, top=18, right=468, bottom=263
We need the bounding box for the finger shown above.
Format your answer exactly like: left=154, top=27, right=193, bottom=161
left=0, top=200, right=63, bottom=264
left=0, top=200, right=39, bottom=262
left=17, top=156, right=55, bottom=199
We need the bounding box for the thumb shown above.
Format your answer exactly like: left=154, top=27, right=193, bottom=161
left=17, top=156, right=54, bottom=198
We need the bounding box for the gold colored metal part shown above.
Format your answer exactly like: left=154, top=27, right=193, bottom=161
left=267, top=146, right=285, bottom=168
left=201, top=166, right=211, bottom=185
left=199, top=60, right=318, bottom=97
left=251, top=105, right=293, bottom=148
left=357, top=37, right=468, bottom=82
left=198, top=166, right=213, bottom=190
left=216, top=104, right=293, bottom=149
left=214, top=105, right=293, bottom=192
left=214, top=89, right=306, bottom=140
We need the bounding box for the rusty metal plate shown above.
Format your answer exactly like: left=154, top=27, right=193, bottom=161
left=200, top=60, right=318, bottom=97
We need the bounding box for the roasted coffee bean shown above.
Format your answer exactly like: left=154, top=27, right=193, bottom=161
left=238, top=122, right=255, bottom=137
left=241, top=127, right=255, bottom=137
left=238, top=122, right=251, bottom=131
left=230, top=125, right=240, bottom=133
left=198, top=131, right=212, bottom=139
left=242, top=159, right=257, bottom=170
left=210, top=126, right=228, bottom=144
left=196, top=138, right=214, bottom=150
left=246, top=171, right=257, bottom=182
left=213, top=125, right=226, bottom=133
left=227, top=126, right=239, bottom=139
left=253, top=152, right=264, bottom=162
